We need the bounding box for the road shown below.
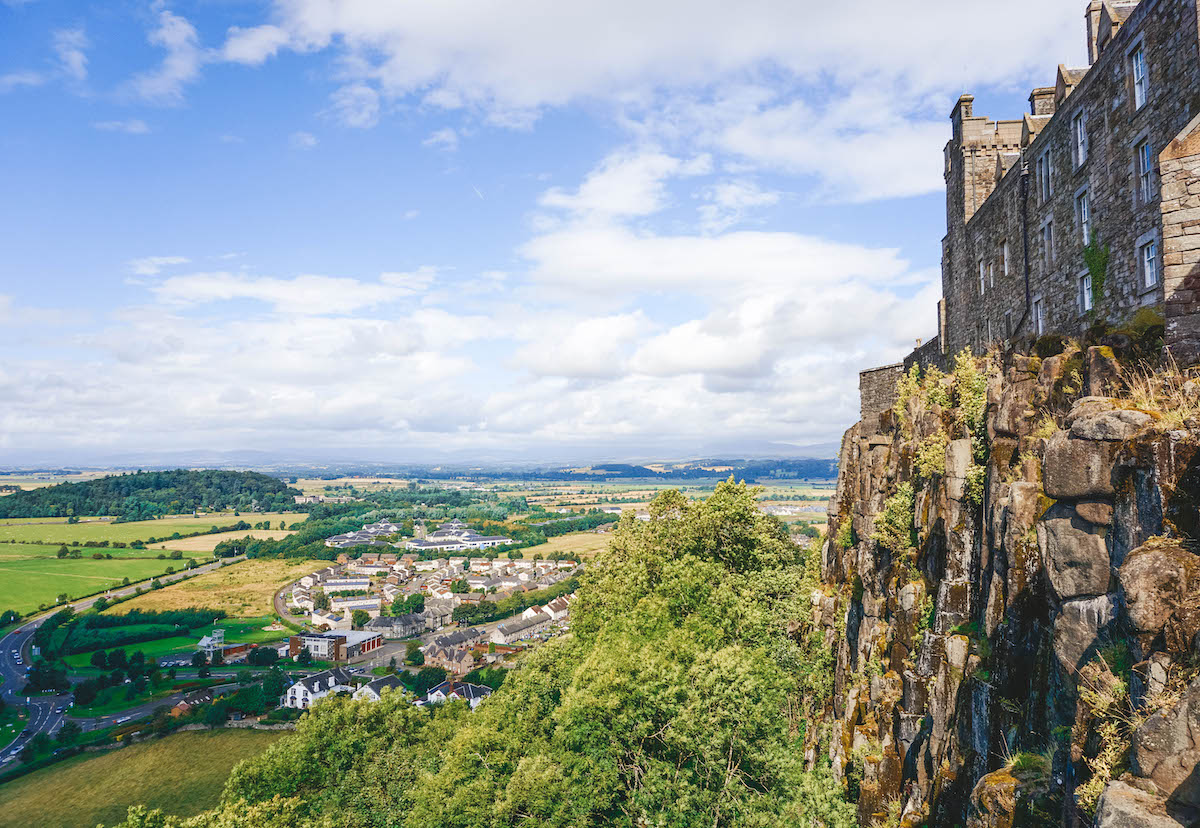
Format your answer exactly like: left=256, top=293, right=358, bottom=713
left=0, top=555, right=243, bottom=768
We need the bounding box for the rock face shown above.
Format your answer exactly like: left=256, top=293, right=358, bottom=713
left=820, top=351, right=1200, bottom=826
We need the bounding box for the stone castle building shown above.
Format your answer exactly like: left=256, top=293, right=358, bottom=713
left=865, top=0, right=1200, bottom=410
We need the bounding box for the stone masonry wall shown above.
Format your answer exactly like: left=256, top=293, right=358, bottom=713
left=1160, top=112, right=1200, bottom=362
left=858, top=363, right=904, bottom=424
left=942, top=0, right=1200, bottom=357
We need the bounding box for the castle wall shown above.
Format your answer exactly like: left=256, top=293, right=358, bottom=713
left=942, top=0, right=1200, bottom=356
left=858, top=363, right=904, bottom=424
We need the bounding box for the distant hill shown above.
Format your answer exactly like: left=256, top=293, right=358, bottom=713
left=0, top=470, right=301, bottom=520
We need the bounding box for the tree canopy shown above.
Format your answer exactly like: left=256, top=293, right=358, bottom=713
left=107, top=480, right=853, bottom=828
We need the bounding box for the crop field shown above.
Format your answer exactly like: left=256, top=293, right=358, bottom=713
left=0, top=729, right=283, bottom=828
left=0, top=472, right=111, bottom=492
left=150, top=528, right=295, bottom=552
left=0, top=512, right=305, bottom=546
left=107, top=557, right=325, bottom=616
left=0, top=557, right=194, bottom=615
left=527, top=531, right=611, bottom=560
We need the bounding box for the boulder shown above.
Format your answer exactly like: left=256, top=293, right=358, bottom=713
left=1038, top=502, right=1112, bottom=599
left=1043, top=431, right=1120, bottom=499
left=1071, top=409, right=1154, bottom=442
left=1095, top=781, right=1188, bottom=828
left=1118, top=539, right=1200, bottom=636
left=1052, top=594, right=1117, bottom=673
left=1131, top=676, right=1200, bottom=812
left=1076, top=500, right=1115, bottom=526
left=1087, top=346, right=1123, bottom=397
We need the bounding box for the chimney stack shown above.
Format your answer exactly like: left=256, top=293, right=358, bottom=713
left=1085, top=0, right=1104, bottom=65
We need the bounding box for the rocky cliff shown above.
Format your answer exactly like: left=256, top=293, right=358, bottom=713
left=815, top=343, right=1200, bottom=827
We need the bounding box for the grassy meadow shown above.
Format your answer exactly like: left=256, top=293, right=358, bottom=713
left=0, top=729, right=283, bottom=828
left=106, top=558, right=324, bottom=616
left=0, top=557, right=201, bottom=615
left=527, top=531, right=611, bottom=560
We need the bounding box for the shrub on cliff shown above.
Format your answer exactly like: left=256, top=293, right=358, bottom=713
left=872, top=483, right=916, bottom=554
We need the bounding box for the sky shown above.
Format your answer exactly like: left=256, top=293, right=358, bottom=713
left=0, top=0, right=1089, bottom=466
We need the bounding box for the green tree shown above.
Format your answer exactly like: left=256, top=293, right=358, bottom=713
left=351, top=609, right=370, bottom=629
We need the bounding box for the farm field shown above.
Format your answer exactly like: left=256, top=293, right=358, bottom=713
left=528, top=531, right=611, bottom=559
left=0, top=472, right=111, bottom=492
left=0, top=512, right=305, bottom=546
left=107, top=557, right=325, bottom=616
left=150, top=528, right=294, bottom=552
left=0, top=557, right=194, bottom=615
left=0, top=729, right=283, bottom=828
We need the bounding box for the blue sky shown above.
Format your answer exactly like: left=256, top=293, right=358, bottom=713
left=0, top=0, right=1088, bottom=464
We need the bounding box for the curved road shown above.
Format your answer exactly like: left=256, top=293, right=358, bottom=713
left=0, top=556, right=243, bottom=768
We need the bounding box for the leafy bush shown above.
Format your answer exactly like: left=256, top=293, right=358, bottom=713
left=915, top=429, right=949, bottom=480
left=872, top=483, right=916, bottom=554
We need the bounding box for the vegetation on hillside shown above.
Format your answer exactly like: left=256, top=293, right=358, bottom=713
left=106, top=480, right=854, bottom=828
left=0, top=470, right=301, bottom=520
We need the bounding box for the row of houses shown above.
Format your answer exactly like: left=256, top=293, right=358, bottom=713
left=281, top=667, right=492, bottom=711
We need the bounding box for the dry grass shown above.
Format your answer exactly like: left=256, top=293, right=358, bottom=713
left=525, top=532, right=611, bottom=560
left=1121, top=355, right=1200, bottom=430
left=0, top=729, right=282, bottom=828
left=106, top=557, right=324, bottom=616
left=150, top=529, right=295, bottom=552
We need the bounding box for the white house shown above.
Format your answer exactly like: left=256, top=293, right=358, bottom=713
left=491, top=611, right=551, bottom=645
left=322, top=578, right=371, bottom=594
left=283, top=668, right=354, bottom=709
left=424, top=680, right=492, bottom=709
left=310, top=609, right=351, bottom=630
left=329, top=595, right=382, bottom=617
left=544, top=596, right=570, bottom=621
left=352, top=673, right=407, bottom=702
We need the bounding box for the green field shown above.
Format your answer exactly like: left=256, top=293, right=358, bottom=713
left=0, top=729, right=283, bottom=828
left=0, top=513, right=303, bottom=546
left=0, top=558, right=190, bottom=615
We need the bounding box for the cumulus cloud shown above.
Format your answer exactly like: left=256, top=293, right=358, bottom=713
left=540, top=149, right=710, bottom=217
left=221, top=24, right=290, bottom=65
left=327, top=83, right=380, bottom=128
left=422, top=127, right=458, bottom=151
left=150, top=270, right=434, bottom=315
left=129, top=10, right=204, bottom=103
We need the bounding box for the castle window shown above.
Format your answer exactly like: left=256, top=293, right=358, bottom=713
left=989, top=261, right=995, bottom=289
left=1032, top=296, right=1045, bottom=335
left=1041, top=221, right=1054, bottom=267
left=1037, top=151, right=1053, bottom=202
left=1131, top=45, right=1148, bottom=110
left=1079, top=272, right=1093, bottom=314
left=1072, top=111, right=1088, bottom=167
left=1136, top=140, right=1155, bottom=204
left=1004, top=310, right=1013, bottom=338
left=1076, top=190, right=1090, bottom=244
left=978, top=259, right=986, bottom=294
left=1140, top=239, right=1158, bottom=287
left=1002, top=240, right=1010, bottom=276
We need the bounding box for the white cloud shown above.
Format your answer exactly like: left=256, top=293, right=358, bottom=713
left=0, top=71, right=44, bottom=93
left=328, top=83, right=380, bottom=128
left=289, top=131, right=319, bottom=149
left=697, top=179, right=780, bottom=233
left=93, top=119, right=150, bottom=134
left=540, top=149, right=710, bottom=218
left=129, top=10, right=204, bottom=104
left=150, top=271, right=433, bottom=315
left=53, top=27, right=88, bottom=82
left=422, top=127, right=458, bottom=151
left=222, top=24, right=290, bottom=65
left=127, top=255, right=189, bottom=276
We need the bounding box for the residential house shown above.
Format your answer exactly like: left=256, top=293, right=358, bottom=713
left=283, top=668, right=354, bottom=709
left=329, top=595, right=382, bottom=618
left=491, top=611, right=552, bottom=645
left=310, top=609, right=352, bottom=631
left=366, top=613, right=425, bottom=640
left=424, top=680, right=492, bottom=710
left=352, top=673, right=408, bottom=702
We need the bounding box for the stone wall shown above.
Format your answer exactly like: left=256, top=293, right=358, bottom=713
left=858, top=363, right=904, bottom=424
left=942, top=0, right=1200, bottom=356
left=903, top=335, right=946, bottom=374
left=1159, top=111, right=1200, bottom=362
